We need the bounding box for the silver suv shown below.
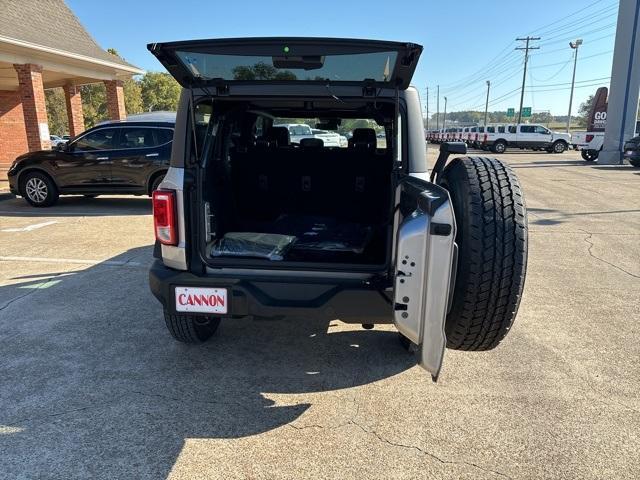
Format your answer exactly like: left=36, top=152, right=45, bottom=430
left=147, top=38, right=528, bottom=379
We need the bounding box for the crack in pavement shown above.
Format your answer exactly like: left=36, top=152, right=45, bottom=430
left=348, top=419, right=513, bottom=479
left=580, top=230, right=639, bottom=279
left=0, top=274, right=63, bottom=313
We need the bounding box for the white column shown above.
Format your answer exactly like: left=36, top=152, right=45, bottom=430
left=600, top=0, right=640, bottom=164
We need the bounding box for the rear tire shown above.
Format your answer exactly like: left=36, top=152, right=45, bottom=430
left=163, top=311, right=221, bottom=343
left=21, top=171, right=59, bottom=207
left=491, top=141, right=506, bottom=154
left=439, top=157, right=527, bottom=351
left=150, top=173, right=166, bottom=195
left=581, top=149, right=598, bottom=161
left=628, top=157, right=640, bottom=167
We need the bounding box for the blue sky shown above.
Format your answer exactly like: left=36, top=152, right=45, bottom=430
left=67, top=0, right=618, bottom=115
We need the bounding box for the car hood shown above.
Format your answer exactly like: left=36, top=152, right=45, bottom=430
left=14, top=150, right=57, bottom=163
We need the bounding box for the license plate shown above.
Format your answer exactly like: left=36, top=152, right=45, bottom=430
left=175, top=286, right=228, bottom=314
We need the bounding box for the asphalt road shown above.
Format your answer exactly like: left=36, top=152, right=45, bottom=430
left=1, top=150, right=639, bottom=479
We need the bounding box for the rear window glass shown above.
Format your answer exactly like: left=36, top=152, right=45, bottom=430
left=175, top=51, right=398, bottom=82
left=520, top=125, right=535, bottom=133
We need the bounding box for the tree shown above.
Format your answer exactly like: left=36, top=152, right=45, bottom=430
left=140, top=72, right=181, bottom=111
left=45, top=88, right=68, bottom=136
left=577, top=94, right=595, bottom=127
left=80, top=83, right=108, bottom=128
left=123, top=78, right=143, bottom=114
left=232, top=62, right=297, bottom=80
left=107, top=48, right=143, bottom=115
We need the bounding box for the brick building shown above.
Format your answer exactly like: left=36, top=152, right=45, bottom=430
left=0, top=0, right=143, bottom=179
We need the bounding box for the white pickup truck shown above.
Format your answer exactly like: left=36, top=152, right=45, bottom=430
left=572, top=131, right=604, bottom=161
left=482, top=124, right=572, bottom=154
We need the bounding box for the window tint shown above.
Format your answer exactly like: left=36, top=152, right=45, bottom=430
left=74, top=128, right=117, bottom=151
left=508, top=126, right=517, bottom=133
left=118, top=128, right=156, bottom=149
left=195, top=101, right=214, bottom=155
left=478, top=127, right=484, bottom=133
left=487, top=126, right=495, bottom=133
left=520, top=125, right=535, bottom=133
left=155, top=128, right=174, bottom=145
left=535, top=126, right=550, bottom=134
left=498, top=126, right=505, bottom=133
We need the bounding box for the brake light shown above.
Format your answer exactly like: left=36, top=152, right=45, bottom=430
left=484, top=133, right=488, bottom=143
left=153, top=190, right=178, bottom=246
left=586, top=134, right=594, bottom=142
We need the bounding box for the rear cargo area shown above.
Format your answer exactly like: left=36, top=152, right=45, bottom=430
left=204, top=118, right=395, bottom=268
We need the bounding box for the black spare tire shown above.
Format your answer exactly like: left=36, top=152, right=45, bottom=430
left=439, top=157, right=528, bottom=351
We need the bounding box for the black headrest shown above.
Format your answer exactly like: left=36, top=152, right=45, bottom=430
left=300, top=138, right=324, bottom=148
left=348, top=128, right=377, bottom=149
left=267, top=127, right=290, bottom=147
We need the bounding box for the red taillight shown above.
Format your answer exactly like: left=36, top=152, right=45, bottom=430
left=586, top=134, right=594, bottom=142
left=153, top=190, right=177, bottom=246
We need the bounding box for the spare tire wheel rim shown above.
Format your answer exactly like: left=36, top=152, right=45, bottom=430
left=25, top=178, right=47, bottom=203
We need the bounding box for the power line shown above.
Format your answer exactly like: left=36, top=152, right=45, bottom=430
left=527, top=0, right=617, bottom=35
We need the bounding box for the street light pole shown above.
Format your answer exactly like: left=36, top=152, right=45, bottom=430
left=566, top=38, right=583, bottom=133
left=426, top=86, right=429, bottom=130
left=443, top=96, right=448, bottom=130
left=436, top=85, right=440, bottom=130
left=484, top=80, right=491, bottom=126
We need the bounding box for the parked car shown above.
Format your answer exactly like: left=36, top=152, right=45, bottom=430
left=483, top=124, right=571, bottom=154
left=49, top=135, right=66, bottom=147
left=623, top=135, right=640, bottom=167
left=8, top=120, right=174, bottom=207
left=311, top=128, right=347, bottom=147
left=275, top=123, right=315, bottom=144
left=573, top=131, right=604, bottom=161
left=146, top=37, right=528, bottom=380
left=61, top=135, right=71, bottom=141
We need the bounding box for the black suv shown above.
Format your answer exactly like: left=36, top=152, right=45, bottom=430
left=147, top=38, right=528, bottom=380
left=8, top=120, right=174, bottom=207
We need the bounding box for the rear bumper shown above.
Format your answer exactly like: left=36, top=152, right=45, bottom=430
left=149, top=260, right=393, bottom=323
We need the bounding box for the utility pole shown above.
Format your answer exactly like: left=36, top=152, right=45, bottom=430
left=484, top=80, right=491, bottom=126
left=436, top=85, right=440, bottom=130
left=443, top=96, right=448, bottom=130
left=426, top=86, right=430, bottom=130
left=566, top=39, right=583, bottom=133
left=515, top=36, right=540, bottom=124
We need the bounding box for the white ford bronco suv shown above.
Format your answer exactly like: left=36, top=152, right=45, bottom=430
left=147, top=38, right=528, bottom=380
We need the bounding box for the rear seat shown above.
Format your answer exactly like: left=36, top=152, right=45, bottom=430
left=231, top=128, right=392, bottom=224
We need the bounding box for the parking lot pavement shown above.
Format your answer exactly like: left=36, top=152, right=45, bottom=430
left=1, top=152, right=639, bottom=479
